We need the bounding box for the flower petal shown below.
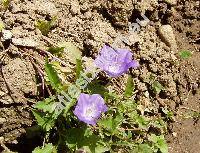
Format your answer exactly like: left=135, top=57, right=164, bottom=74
left=94, top=45, right=139, bottom=77
left=73, top=94, right=108, bottom=125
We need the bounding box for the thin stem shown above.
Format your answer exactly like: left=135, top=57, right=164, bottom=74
left=37, top=48, right=69, bottom=67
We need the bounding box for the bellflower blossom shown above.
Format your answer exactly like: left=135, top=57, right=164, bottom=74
left=94, top=45, right=139, bottom=77
left=73, top=93, right=108, bottom=125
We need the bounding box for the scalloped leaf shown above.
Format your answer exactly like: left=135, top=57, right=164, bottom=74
left=45, top=59, right=62, bottom=92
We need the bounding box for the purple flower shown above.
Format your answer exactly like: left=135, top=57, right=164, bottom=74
left=73, top=93, right=108, bottom=125
left=94, top=45, right=139, bottom=77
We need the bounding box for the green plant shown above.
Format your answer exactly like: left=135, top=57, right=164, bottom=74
left=32, top=45, right=169, bottom=153
left=36, top=17, right=56, bottom=36
left=124, top=74, right=135, bottom=97
left=33, top=143, right=56, bottom=153
left=162, top=107, right=174, bottom=121
left=48, top=46, right=65, bottom=56
left=0, top=21, right=5, bottom=31
left=184, top=110, right=200, bottom=120
left=1, top=0, right=10, bottom=10
left=179, top=50, right=192, bottom=59
left=148, top=134, right=168, bottom=153
left=152, top=81, right=164, bottom=94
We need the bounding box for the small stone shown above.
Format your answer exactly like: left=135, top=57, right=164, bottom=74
left=80, top=3, right=89, bottom=12
left=84, top=11, right=92, bottom=19
left=164, top=0, right=177, bottom=5
left=2, top=30, right=12, bottom=40
left=137, top=82, right=148, bottom=91
left=0, top=90, right=6, bottom=96
left=10, top=2, right=21, bottom=13
left=70, top=1, right=80, bottom=15
left=149, top=64, right=158, bottom=73
left=158, top=25, right=177, bottom=52
left=0, top=118, right=6, bottom=124
left=11, top=140, right=18, bottom=144
left=34, top=0, right=58, bottom=17
left=12, top=38, right=38, bottom=47
left=126, top=33, right=140, bottom=46
left=0, top=137, right=4, bottom=143
left=172, top=132, right=177, bottom=137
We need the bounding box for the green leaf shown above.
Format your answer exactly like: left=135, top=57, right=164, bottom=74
left=118, top=100, right=137, bottom=114
left=128, top=111, right=149, bottom=129
left=45, top=59, right=62, bottom=92
left=62, top=98, right=77, bottom=116
left=34, top=97, right=57, bottom=113
left=179, top=50, right=192, bottom=59
left=86, top=81, right=109, bottom=96
left=36, top=17, right=56, bottom=36
left=191, top=111, right=200, bottom=119
left=32, top=143, right=56, bottom=153
left=98, top=117, right=113, bottom=135
left=149, top=134, right=168, bottom=153
left=104, top=90, right=120, bottom=102
left=0, top=21, right=5, bottom=31
left=48, top=46, right=65, bottom=56
left=58, top=42, right=82, bottom=64
left=151, top=119, right=167, bottom=133
left=75, top=59, right=83, bottom=79
left=32, top=110, right=55, bottom=132
left=162, top=107, right=174, bottom=121
left=133, top=144, right=153, bottom=153
left=152, top=81, right=164, bottom=94
left=157, top=136, right=168, bottom=153
left=1, top=0, right=10, bottom=9
left=98, top=112, right=123, bottom=135
left=134, top=114, right=149, bottom=129
left=64, top=127, right=109, bottom=153
left=124, top=75, right=135, bottom=97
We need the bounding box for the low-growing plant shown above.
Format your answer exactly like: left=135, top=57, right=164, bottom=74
left=36, top=17, right=56, bottom=36
left=0, top=21, right=5, bottom=31
left=1, top=0, right=10, bottom=10
left=152, top=81, right=165, bottom=94
left=32, top=45, right=169, bottom=153
left=183, top=110, right=200, bottom=121
left=179, top=50, right=192, bottom=59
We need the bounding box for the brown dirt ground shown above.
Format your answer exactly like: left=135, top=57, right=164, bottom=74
left=166, top=0, right=200, bottom=152
left=167, top=52, right=200, bottom=153
left=0, top=0, right=199, bottom=152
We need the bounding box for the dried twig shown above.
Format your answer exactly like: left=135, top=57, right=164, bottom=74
left=37, top=48, right=69, bottom=67
left=29, top=56, right=52, bottom=97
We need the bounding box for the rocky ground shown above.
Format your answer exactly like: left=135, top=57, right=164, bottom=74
left=0, top=0, right=199, bottom=152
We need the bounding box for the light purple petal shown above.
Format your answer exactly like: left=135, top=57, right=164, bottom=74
left=94, top=45, right=139, bottom=77
left=116, top=49, right=132, bottom=62
left=128, top=60, right=139, bottom=68
left=73, top=94, right=108, bottom=125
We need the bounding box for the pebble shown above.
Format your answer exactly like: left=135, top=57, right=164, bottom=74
left=33, top=0, right=58, bottom=17
left=172, top=132, right=177, bottom=137
left=10, top=2, right=21, bottom=13
left=137, top=82, right=148, bottom=91
left=0, top=118, right=6, bottom=124
left=2, top=29, right=12, bottom=40
left=158, top=25, right=177, bottom=52
left=164, top=0, right=177, bottom=5
left=70, top=1, right=80, bottom=15
left=12, top=38, right=38, bottom=47
left=0, top=90, right=6, bottom=96
left=0, top=137, right=4, bottom=143
left=127, top=33, right=140, bottom=46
